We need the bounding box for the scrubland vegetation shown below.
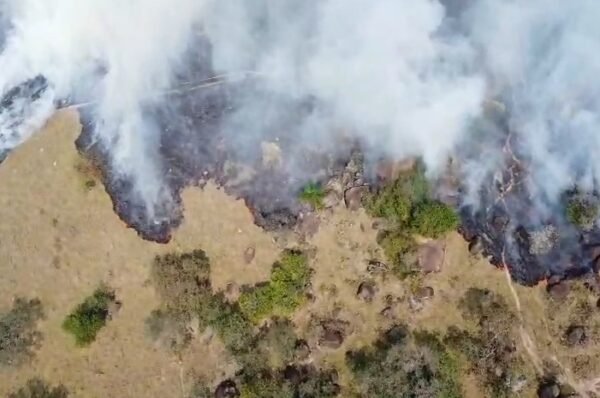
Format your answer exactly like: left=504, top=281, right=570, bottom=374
left=148, top=249, right=340, bottom=397
left=565, top=194, right=599, bottom=229
left=0, top=298, right=44, bottom=367
left=347, top=325, right=462, bottom=398
left=8, top=378, right=69, bottom=398
left=238, top=250, right=311, bottom=322
left=365, top=164, right=458, bottom=279
left=62, top=286, right=115, bottom=346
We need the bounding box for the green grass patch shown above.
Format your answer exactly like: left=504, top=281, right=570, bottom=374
left=299, top=182, right=326, bottom=210
left=239, top=250, right=311, bottom=323
left=62, top=287, right=115, bottom=346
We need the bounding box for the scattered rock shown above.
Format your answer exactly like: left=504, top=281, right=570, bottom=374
left=366, top=260, right=389, bottom=274
left=214, top=379, right=239, bottom=398
left=297, top=213, right=320, bottom=237
left=414, top=286, right=435, bottom=301
left=283, top=365, right=302, bottom=384
left=323, top=190, right=341, bottom=208
left=294, top=339, right=311, bottom=361
left=243, top=246, right=256, bottom=264
left=225, top=282, right=239, bottom=297
left=417, top=241, right=445, bottom=273
left=510, top=375, right=528, bottom=393
left=565, top=325, right=586, bottom=346
left=375, top=158, right=415, bottom=182
left=344, top=186, right=369, bottom=211
left=537, top=382, right=560, bottom=398
left=356, top=281, right=377, bottom=302
left=468, top=236, right=483, bottom=255
left=107, top=300, right=122, bottom=320
left=408, top=296, right=425, bottom=312
left=547, top=282, right=570, bottom=301
left=380, top=306, right=394, bottom=319
left=319, top=328, right=345, bottom=349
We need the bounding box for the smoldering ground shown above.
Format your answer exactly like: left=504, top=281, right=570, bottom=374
left=0, top=0, right=599, bottom=283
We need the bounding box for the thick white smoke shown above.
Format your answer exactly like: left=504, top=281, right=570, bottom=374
left=0, top=0, right=597, bottom=225
left=0, top=0, right=207, bottom=216
left=465, top=0, right=600, bottom=216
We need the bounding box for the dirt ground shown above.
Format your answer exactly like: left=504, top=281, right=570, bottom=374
left=1, top=110, right=598, bottom=397
left=0, top=111, right=278, bottom=397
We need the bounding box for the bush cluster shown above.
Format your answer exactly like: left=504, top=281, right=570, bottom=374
left=149, top=250, right=254, bottom=354
left=444, top=288, right=526, bottom=398
left=365, top=164, right=458, bottom=276
left=346, top=324, right=462, bottom=398
left=239, top=365, right=339, bottom=398
left=0, top=298, right=44, bottom=367
left=566, top=194, right=599, bottom=229
left=411, top=201, right=459, bottom=238
left=62, top=287, right=115, bottom=346
left=149, top=249, right=338, bottom=397
left=239, top=250, right=311, bottom=322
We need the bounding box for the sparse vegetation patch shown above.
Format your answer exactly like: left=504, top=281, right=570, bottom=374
left=299, top=182, right=326, bottom=210
left=411, top=200, right=460, bottom=238
left=62, top=286, right=115, bottom=346
left=566, top=194, right=599, bottom=229
left=8, top=378, right=69, bottom=398
left=444, top=288, right=529, bottom=398
left=365, top=163, right=458, bottom=275
left=239, top=250, right=311, bottom=322
left=0, top=298, right=44, bottom=367
left=346, top=324, right=462, bottom=398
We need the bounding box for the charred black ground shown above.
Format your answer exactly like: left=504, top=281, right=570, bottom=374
left=2, top=64, right=600, bottom=287
left=455, top=116, right=600, bottom=286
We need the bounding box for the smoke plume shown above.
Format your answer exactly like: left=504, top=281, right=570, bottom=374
left=0, top=0, right=598, bottom=258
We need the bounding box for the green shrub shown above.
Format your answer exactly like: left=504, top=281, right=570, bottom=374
left=62, top=287, right=115, bottom=346
left=0, top=298, right=44, bottom=367
left=365, top=164, right=429, bottom=225
left=411, top=200, right=459, bottom=238
left=347, top=324, right=462, bottom=398
left=8, top=378, right=69, bottom=398
left=365, top=164, right=458, bottom=279
left=566, top=195, right=599, bottom=229
left=299, top=182, right=326, bottom=210
left=207, top=294, right=255, bottom=354
left=239, top=251, right=311, bottom=322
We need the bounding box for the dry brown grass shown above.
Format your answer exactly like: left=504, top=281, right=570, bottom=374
left=3, top=110, right=600, bottom=398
